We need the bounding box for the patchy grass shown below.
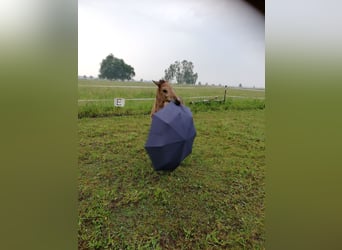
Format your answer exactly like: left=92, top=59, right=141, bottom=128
left=78, top=110, right=265, bottom=249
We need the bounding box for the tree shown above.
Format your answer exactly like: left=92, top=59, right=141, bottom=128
left=99, top=54, right=135, bottom=81
left=164, top=60, right=198, bottom=84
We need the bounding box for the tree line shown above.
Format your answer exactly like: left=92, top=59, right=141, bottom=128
left=164, top=60, right=198, bottom=85
left=99, top=54, right=198, bottom=84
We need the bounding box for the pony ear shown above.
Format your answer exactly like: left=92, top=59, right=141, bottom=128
left=153, top=79, right=166, bottom=86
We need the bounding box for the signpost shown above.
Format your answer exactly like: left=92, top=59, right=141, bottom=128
left=114, top=98, right=125, bottom=107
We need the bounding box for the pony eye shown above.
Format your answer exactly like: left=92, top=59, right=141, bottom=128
left=162, top=89, right=168, bottom=93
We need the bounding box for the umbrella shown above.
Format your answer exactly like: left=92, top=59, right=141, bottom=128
left=145, top=102, right=196, bottom=171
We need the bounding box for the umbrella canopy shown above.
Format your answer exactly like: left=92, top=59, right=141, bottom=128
left=145, top=102, right=196, bottom=171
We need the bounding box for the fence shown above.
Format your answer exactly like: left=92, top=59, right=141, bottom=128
left=78, top=95, right=264, bottom=103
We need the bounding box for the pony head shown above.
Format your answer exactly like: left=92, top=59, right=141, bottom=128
left=151, top=80, right=182, bottom=116
left=153, top=80, right=181, bottom=105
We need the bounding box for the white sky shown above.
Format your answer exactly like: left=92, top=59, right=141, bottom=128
left=78, top=0, right=264, bottom=87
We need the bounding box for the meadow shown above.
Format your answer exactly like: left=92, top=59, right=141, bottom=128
left=78, top=79, right=265, bottom=249
left=78, top=79, right=264, bottom=118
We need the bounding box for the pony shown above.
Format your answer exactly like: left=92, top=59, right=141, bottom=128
left=150, top=80, right=183, bottom=117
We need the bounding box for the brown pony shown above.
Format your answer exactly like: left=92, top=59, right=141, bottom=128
left=150, top=80, right=183, bottom=116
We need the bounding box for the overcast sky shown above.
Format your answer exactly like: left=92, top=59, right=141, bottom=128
left=78, top=0, right=264, bottom=87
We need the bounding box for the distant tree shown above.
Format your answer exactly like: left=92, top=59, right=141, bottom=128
left=239, top=83, right=242, bottom=88
left=99, top=54, right=135, bottom=81
left=164, top=63, right=177, bottom=81
left=89, top=75, right=93, bottom=79
left=83, top=75, right=87, bottom=79
left=198, top=81, right=202, bottom=86
left=164, top=60, right=198, bottom=84
left=140, top=78, right=143, bottom=82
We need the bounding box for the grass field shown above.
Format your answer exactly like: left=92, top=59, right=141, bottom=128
left=78, top=79, right=265, bottom=99
left=78, top=80, right=265, bottom=249
left=78, top=79, right=265, bottom=118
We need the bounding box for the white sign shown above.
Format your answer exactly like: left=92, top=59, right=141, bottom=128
left=114, top=98, right=125, bottom=107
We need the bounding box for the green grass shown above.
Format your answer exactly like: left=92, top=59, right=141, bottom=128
left=78, top=79, right=265, bottom=118
left=78, top=79, right=265, bottom=99
left=78, top=98, right=265, bottom=118
left=78, top=110, right=265, bottom=249
left=78, top=80, right=265, bottom=248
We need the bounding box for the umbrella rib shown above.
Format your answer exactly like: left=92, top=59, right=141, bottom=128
left=153, top=115, right=188, bottom=140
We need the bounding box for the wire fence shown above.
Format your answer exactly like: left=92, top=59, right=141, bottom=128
left=78, top=95, right=264, bottom=103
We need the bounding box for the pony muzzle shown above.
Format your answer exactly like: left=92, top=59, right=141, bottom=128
left=173, top=98, right=181, bottom=105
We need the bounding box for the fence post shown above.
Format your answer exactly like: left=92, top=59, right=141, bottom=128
left=224, top=85, right=228, bottom=103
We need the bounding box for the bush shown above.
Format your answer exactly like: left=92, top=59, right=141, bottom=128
left=188, top=98, right=265, bottom=113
